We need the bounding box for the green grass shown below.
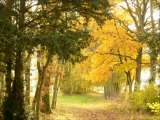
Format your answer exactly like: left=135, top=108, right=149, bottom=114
left=56, top=93, right=109, bottom=109
left=57, top=94, right=102, bottom=104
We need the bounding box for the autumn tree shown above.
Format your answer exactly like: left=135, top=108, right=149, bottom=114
left=86, top=20, right=141, bottom=93
left=113, top=0, right=160, bottom=87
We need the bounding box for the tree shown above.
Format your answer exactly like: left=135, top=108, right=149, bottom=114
left=86, top=20, right=141, bottom=93
left=113, top=0, right=159, bottom=87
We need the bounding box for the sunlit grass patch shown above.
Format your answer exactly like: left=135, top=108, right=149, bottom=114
left=56, top=93, right=109, bottom=109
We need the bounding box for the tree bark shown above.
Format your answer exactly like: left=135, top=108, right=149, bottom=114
left=149, top=50, right=157, bottom=83
left=12, top=49, right=25, bottom=120
left=125, top=71, right=132, bottom=93
left=52, top=74, right=59, bottom=109
left=135, top=48, right=142, bottom=91
left=149, top=0, right=158, bottom=83
left=2, top=0, right=14, bottom=119
left=35, top=69, right=44, bottom=120
left=33, top=52, right=51, bottom=120
left=41, top=75, right=51, bottom=113
left=25, top=55, right=31, bottom=105
left=5, top=53, right=12, bottom=97
left=104, top=84, right=112, bottom=99
left=0, top=73, right=4, bottom=107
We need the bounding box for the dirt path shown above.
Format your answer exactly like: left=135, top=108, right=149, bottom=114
left=61, top=106, right=126, bottom=120
left=42, top=106, right=128, bottom=120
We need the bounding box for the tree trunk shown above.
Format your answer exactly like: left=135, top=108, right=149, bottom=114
left=33, top=52, right=51, bottom=120
left=5, top=53, right=12, bottom=97
left=104, top=85, right=112, bottom=99
left=0, top=73, right=4, bottom=107
left=25, top=56, right=31, bottom=105
left=52, top=74, right=59, bottom=109
left=2, top=0, right=14, bottom=119
left=42, top=91, right=51, bottom=113
left=9, top=0, right=26, bottom=119
left=149, top=50, right=157, bottom=83
left=12, top=49, right=25, bottom=120
left=3, top=52, right=13, bottom=120
left=149, top=0, right=158, bottom=84
left=24, top=54, right=31, bottom=120
left=32, top=71, right=42, bottom=120
left=41, top=75, right=51, bottom=113
left=135, top=48, right=142, bottom=91
left=125, top=71, right=132, bottom=93
left=35, top=70, right=44, bottom=120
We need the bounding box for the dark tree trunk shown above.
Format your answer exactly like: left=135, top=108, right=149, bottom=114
left=135, top=48, right=142, bottom=91
left=11, top=49, right=25, bottom=120
left=125, top=71, right=132, bottom=93
left=3, top=52, right=13, bottom=120
left=149, top=0, right=158, bottom=84
left=149, top=50, right=157, bottom=83
left=42, top=91, right=51, bottom=113
left=9, top=0, right=26, bottom=118
left=5, top=53, right=12, bottom=97
left=52, top=74, right=59, bottom=109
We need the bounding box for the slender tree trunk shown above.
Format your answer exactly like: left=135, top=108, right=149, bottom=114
left=104, top=82, right=113, bottom=99
left=104, top=84, right=112, bottom=99
left=41, top=75, right=51, bottom=113
left=31, top=70, right=42, bottom=119
left=35, top=70, right=44, bottom=120
left=24, top=54, right=31, bottom=120
left=42, top=91, right=51, bottom=113
left=32, top=76, right=40, bottom=112
left=5, top=53, right=12, bottom=97
left=52, top=74, right=59, bottom=109
left=25, top=55, right=31, bottom=105
left=33, top=53, right=51, bottom=120
left=125, top=71, right=132, bottom=93
left=104, top=85, right=107, bottom=99
left=114, top=82, right=119, bottom=96
left=0, top=73, right=4, bottom=107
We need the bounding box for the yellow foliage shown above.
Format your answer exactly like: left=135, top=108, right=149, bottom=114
left=82, top=19, right=142, bottom=85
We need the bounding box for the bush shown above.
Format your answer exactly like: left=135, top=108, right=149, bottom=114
left=130, top=84, right=159, bottom=113
left=147, top=102, right=160, bottom=115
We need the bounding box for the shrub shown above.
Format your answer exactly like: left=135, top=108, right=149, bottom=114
left=130, top=84, right=159, bottom=113
left=147, top=99, right=160, bottom=115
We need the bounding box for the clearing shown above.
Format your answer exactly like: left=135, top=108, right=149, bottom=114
left=42, top=93, right=159, bottom=120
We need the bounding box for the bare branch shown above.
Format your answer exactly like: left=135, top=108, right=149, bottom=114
left=124, top=0, right=139, bottom=29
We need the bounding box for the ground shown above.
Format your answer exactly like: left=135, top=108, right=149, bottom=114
left=41, top=93, right=159, bottom=120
